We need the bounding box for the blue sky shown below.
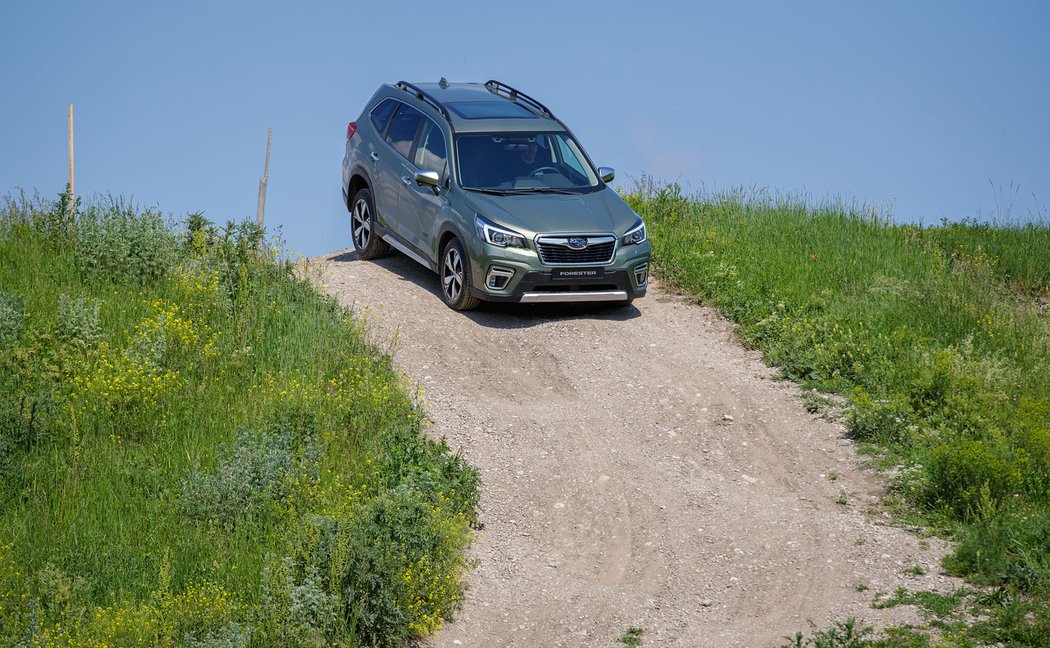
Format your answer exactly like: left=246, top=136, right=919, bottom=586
left=1, top=1, right=1047, bottom=256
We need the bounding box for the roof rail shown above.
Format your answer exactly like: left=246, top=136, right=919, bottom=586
left=484, top=80, right=556, bottom=120
left=395, top=81, right=454, bottom=126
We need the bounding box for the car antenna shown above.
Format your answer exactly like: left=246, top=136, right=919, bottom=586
left=439, top=77, right=449, bottom=89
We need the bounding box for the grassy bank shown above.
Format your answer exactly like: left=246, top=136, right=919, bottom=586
left=626, top=180, right=1049, bottom=645
left=0, top=190, right=478, bottom=647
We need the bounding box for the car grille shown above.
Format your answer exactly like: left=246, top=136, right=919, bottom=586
left=536, top=236, right=616, bottom=265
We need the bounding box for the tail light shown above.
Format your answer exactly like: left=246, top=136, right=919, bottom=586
left=346, top=121, right=357, bottom=140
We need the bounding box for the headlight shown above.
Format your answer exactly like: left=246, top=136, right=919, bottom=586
left=475, top=214, right=526, bottom=248
left=623, top=218, right=646, bottom=245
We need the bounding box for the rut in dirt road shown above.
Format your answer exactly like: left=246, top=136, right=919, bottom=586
left=316, top=249, right=960, bottom=648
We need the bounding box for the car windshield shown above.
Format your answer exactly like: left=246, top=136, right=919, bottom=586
left=456, top=132, right=600, bottom=193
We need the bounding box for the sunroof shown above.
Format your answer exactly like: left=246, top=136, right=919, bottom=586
left=446, top=101, right=537, bottom=120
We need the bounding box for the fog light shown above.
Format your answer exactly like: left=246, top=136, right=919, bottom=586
left=486, top=266, right=514, bottom=290
left=634, top=263, right=648, bottom=288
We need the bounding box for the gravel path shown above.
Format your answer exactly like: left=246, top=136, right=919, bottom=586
left=315, top=249, right=960, bottom=648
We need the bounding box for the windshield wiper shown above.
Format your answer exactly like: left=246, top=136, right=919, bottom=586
left=499, top=187, right=580, bottom=195
left=463, top=187, right=512, bottom=195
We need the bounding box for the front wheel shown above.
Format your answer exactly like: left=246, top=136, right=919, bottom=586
left=349, top=188, right=390, bottom=260
left=439, top=238, right=480, bottom=311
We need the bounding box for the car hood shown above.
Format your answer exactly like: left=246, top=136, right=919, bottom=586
left=462, top=187, right=640, bottom=236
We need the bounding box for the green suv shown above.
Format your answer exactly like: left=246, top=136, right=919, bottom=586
left=341, top=79, right=649, bottom=310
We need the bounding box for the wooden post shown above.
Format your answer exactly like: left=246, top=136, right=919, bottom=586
left=256, top=127, right=272, bottom=229
left=68, top=103, right=75, bottom=217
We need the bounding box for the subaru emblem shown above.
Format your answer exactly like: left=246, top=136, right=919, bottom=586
left=567, top=237, right=588, bottom=250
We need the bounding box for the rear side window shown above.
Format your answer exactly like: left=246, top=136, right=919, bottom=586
left=414, top=120, right=447, bottom=174
left=369, top=98, right=398, bottom=134
left=384, top=105, right=425, bottom=159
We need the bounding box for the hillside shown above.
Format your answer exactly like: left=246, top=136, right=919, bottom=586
left=0, top=191, right=478, bottom=647
left=627, top=180, right=1050, bottom=644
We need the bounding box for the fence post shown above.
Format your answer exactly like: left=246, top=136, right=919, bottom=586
left=256, top=127, right=272, bottom=229
left=68, top=103, right=75, bottom=219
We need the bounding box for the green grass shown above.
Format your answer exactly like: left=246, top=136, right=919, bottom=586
left=619, top=626, right=644, bottom=647
left=923, top=217, right=1050, bottom=300
left=625, top=178, right=1050, bottom=645
left=0, top=190, right=478, bottom=647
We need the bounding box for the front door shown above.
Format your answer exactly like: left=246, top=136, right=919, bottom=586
left=396, top=118, right=449, bottom=260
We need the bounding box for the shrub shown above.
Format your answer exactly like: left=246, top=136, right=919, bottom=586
left=0, top=385, right=58, bottom=473
left=184, top=622, right=252, bottom=648
left=181, top=417, right=321, bottom=531
left=0, top=291, right=24, bottom=345
left=33, top=562, right=90, bottom=624
left=184, top=211, right=218, bottom=254
left=129, top=299, right=218, bottom=370
left=55, top=293, right=102, bottom=347
left=780, top=618, right=874, bottom=648
left=944, top=508, right=1050, bottom=592
left=82, top=580, right=241, bottom=647
left=257, top=557, right=342, bottom=646
left=379, top=430, right=480, bottom=526
left=846, top=388, right=913, bottom=444
left=924, top=439, right=1027, bottom=519
left=0, top=544, right=27, bottom=645
left=215, top=220, right=267, bottom=303
left=70, top=339, right=180, bottom=416
left=74, top=198, right=177, bottom=284
left=336, top=486, right=470, bottom=646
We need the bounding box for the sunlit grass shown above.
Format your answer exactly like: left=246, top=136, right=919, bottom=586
left=627, top=178, right=1050, bottom=644
left=0, top=191, right=478, bottom=646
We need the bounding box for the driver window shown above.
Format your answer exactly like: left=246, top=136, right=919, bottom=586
left=413, top=120, right=447, bottom=175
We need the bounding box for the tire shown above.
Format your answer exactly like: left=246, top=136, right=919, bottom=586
left=439, top=238, right=481, bottom=311
left=349, top=188, right=390, bottom=260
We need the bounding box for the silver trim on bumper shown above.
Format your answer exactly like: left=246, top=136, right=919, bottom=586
left=519, top=290, right=629, bottom=303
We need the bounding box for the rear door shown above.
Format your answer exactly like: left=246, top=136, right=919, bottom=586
left=375, top=103, right=425, bottom=238
left=363, top=98, right=399, bottom=228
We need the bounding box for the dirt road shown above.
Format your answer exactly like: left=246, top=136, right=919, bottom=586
left=316, top=249, right=958, bottom=647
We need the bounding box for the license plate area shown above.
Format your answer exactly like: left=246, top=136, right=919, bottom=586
left=551, top=267, right=605, bottom=281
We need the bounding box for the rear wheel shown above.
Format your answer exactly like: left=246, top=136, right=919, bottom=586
left=349, top=188, right=390, bottom=260
left=439, top=238, right=480, bottom=311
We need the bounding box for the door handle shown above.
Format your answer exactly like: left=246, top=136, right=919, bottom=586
left=370, top=152, right=380, bottom=163
left=400, top=175, right=413, bottom=186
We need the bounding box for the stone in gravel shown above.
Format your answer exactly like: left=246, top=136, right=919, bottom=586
left=723, top=414, right=734, bottom=421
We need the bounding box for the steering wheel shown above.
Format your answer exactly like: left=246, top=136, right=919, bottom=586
left=531, top=166, right=560, bottom=177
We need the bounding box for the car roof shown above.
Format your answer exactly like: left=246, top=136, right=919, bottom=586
left=385, top=81, right=567, bottom=134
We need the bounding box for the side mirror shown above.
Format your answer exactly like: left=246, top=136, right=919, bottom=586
left=598, top=166, right=615, bottom=183
left=415, top=170, right=441, bottom=188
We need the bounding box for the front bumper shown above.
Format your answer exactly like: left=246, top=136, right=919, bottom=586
left=469, top=267, right=647, bottom=303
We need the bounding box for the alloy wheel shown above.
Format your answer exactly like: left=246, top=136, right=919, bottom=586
left=351, top=198, right=371, bottom=250
left=442, top=246, right=464, bottom=303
